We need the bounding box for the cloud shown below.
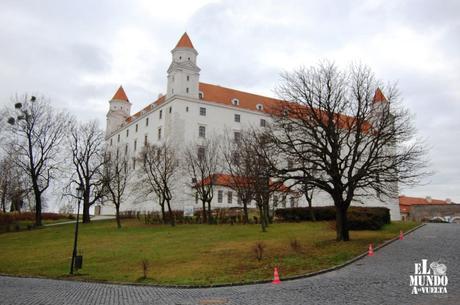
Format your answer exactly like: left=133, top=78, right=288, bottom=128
left=0, top=0, right=458, bottom=203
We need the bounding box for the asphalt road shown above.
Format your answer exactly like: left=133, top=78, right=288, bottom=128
left=0, top=223, right=458, bottom=305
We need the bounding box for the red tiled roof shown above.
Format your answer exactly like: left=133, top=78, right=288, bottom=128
left=373, top=88, right=387, bottom=103
left=112, top=85, right=129, bottom=101
left=399, top=195, right=450, bottom=213
left=175, top=32, right=194, bottom=49
left=197, top=173, right=291, bottom=193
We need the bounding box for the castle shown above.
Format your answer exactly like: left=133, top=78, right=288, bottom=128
left=99, top=33, right=401, bottom=220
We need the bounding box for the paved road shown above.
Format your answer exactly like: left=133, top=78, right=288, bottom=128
left=0, top=223, right=458, bottom=305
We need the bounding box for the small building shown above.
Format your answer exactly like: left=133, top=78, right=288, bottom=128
left=399, top=195, right=459, bottom=222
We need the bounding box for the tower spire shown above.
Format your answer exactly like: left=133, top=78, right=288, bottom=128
left=373, top=88, right=388, bottom=103
left=175, top=32, right=194, bottom=49
left=112, top=85, right=129, bottom=102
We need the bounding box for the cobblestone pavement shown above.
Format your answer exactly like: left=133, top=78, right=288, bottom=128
left=0, top=223, right=458, bottom=305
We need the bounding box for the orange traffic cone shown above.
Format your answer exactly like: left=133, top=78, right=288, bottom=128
left=272, top=267, right=281, bottom=284
left=368, top=244, right=374, bottom=256
left=399, top=230, right=404, bottom=240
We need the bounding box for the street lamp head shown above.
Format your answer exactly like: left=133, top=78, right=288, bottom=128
left=76, top=186, right=84, bottom=199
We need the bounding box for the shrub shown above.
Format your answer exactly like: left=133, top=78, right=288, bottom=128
left=290, top=238, right=302, bottom=253
left=141, top=259, right=149, bottom=279
left=253, top=242, right=265, bottom=261
left=275, top=206, right=390, bottom=230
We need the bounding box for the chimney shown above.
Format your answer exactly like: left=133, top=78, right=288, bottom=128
left=425, top=196, right=432, bottom=203
left=446, top=198, right=452, bottom=204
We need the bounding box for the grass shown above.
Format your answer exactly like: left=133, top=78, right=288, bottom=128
left=0, top=219, right=419, bottom=285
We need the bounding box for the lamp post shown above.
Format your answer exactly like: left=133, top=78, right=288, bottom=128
left=70, top=185, right=84, bottom=275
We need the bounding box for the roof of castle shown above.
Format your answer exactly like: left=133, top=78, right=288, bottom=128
left=175, top=32, right=194, bottom=49
left=112, top=86, right=129, bottom=102
left=373, top=87, right=388, bottom=103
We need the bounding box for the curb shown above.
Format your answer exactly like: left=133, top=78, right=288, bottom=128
left=0, top=223, right=427, bottom=289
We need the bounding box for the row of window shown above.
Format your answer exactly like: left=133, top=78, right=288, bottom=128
left=110, top=106, right=268, bottom=147
left=216, top=190, right=296, bottom=207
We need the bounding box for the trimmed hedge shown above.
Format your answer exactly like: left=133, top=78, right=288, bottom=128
left=274, top=206, right=391, bottom=230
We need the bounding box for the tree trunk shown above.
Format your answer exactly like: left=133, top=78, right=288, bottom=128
left=335, top=205, right=349, bottom=241
left=160, top=203, right=166, bottom=224
left=166, top=200, right=175, bottom=227
left=82, top=193, right=91, bottom=223
left=115, top=205, right=121, bottom=229
left=257, top=204, right=266, bottom=232
left=201, top=200, right=207, bottom=224
left=1, top=191, right=6, bottom=213
left=207, top=201, right=212, bottom=224
left=34, top=189, right=42, bottom=227
left=242, top=201, right=249, bottom=224
left=306, top=194, right=316, bottom=221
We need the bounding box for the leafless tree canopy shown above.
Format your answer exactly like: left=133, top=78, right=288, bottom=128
left=137, top=142, right=179, bottom=226
left=102, top=153, right=131, bottom=229
left=223, top=129, right=282, bottom=231
left=4, top=95, right=72, bottom=226
left=267, top=62, right=427, bottom=241
left=65, top=120, right=105, bottom=223
left=183, top=137, right=221, bottom=224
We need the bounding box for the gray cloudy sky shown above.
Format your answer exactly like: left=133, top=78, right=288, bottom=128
left=0, top=0, right=459, bottom=202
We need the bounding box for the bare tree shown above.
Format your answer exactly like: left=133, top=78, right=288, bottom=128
left=4, top=95, right=72, bottom=226
left=138, top=142, right=179, bottom=226
left=184, top=138, right=221, bottom=224
left=102, top=153, right=131, bottom=229
left=268, top=62, right=427, bottom=241
left=223, top=130, right=281, bottom=231
left=66, top=120, right=105, bottom=223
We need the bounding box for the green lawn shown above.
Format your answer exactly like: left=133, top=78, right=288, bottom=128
left=0, top=219, right=419, bottom=285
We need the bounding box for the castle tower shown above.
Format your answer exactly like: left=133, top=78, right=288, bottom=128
left=106, top=85, right=131, bottom=137
left=166, top=32, right=201, bottom=99
left=371, top=88, right=390, bottom=127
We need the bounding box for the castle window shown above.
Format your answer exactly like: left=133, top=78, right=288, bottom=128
left=290, top=197, right=295, bottom=208
left=231, top=98, right=240, bottom=106
left=234, top=131, right=241, bottom=143
left=159, top=110, right=163, bottom=119
left=146, top=117, right=149, bottom=127
left=188, top=57, right=190, bottom=60
left=132, top=158, right=136, bottom=170
left=260, top=119, right=266, bottom=127
left=186, top=106, right=189, bottom=112
left=234, top=114, right=240, bottom=123
left=197, top=147, right=205, bottom=161
left=179, top=56, right=182, bottom=60
left=126, top=129, right=129, bottom=137
left=158, top=127, right=162, bottom=140
left=186, top=87, right=189, bottom=93
left=134, top=140, right=137, bottom=151
left=199, top=125, right=206, bottom=138
left=187, top=75, right=190, bottom=81
left=144, top=135, right=148, bottom=146
left=227, top=191, right=233, bottom=204
left=110, top=138, right=113, bottom=146
left=125, top=144, right=128, bottom=155
left=200, top=107, right=206, bottom=116
left=198, top=91, right=204, bottom=99
left=217, top=190, right=223, bottom=203
left=256, top=104, right=264, bottom=111
left=169, top=107, right=172, bottom=113
left=135, top=124, right=138, bottom=132
left=117, top=134, right=120, bottom=143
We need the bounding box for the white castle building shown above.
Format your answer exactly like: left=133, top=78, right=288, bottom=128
left=99, top=33, right=401, bottom=220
